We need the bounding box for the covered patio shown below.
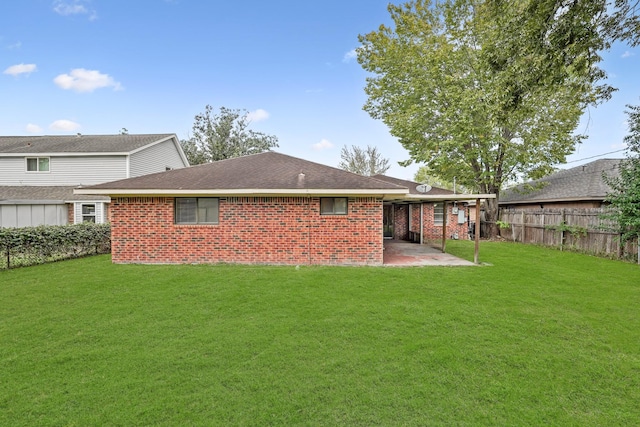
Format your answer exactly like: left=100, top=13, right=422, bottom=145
left=382, top=194, right=496, bottom=265
left=383, top=239, right=476, bottom=266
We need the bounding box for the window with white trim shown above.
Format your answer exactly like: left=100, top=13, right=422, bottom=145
left=175, top=198, right=219, bottom=224
left=434, top=203, right=444, bottom=226
left=320, top=197, right=348, bottom=215
left=26, top=157, right=50, bottom=172
left=81, top=204, right=97, bottom=223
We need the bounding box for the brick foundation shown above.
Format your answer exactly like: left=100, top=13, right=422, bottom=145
left=109, top=196, right=383, bottom=266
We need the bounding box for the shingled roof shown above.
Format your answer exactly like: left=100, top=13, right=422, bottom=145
left=0, top=134, right=177, bottom=154
left=76, top=151, right=409, bottom=196
left=0, top=186, right=109, bottom=203
left=500, top=159, right=622, bottom=205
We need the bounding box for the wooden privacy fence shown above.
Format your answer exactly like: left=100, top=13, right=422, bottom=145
left=498, top=208, right=638, bottom=261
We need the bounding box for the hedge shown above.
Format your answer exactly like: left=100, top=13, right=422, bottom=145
left=0, top=223, right=111, bottom=269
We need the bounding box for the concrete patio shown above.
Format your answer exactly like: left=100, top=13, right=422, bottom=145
left=383, top=239, right=475, bottom=266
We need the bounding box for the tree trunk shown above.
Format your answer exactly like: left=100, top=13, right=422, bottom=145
left=484, top=197, right=499, bottom=238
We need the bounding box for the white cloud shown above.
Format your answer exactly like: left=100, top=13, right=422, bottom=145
left=25, top=123, right=43, bottom=133
left=53, top=0, right=97, bottom=20
left=54, top=68, right=122, bottom=93
left=343, top=48, right=357, bottom=63
left=7, top=41, right=22, bottom=50
left=49, top=119, right=81, bottom=131
left=312, top=138, right=334, bottom=151
left=621, top=50, right=635, bottom=58
left=246, top=109, right=270, bottom=122
left=3, top=63, right=37, bottom=76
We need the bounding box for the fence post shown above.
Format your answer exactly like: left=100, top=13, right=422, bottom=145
left=521, top=211, right=525, bottom=243
left=560, top=209, right=566, bottom=251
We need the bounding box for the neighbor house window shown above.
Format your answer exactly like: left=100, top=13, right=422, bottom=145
left=320, top=197, right=348, bottom=215
left=82, top=204, right=96, bottom=223
left=26, top=157, right=50, bottom=172
left=175, top=198, right=219, bottom=224
left=434, top=203, right=444, bottom=226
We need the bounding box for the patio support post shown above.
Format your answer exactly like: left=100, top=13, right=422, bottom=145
left=474, top=198, right=480, bottom=264
left=441, top=201, right=448, bottom=253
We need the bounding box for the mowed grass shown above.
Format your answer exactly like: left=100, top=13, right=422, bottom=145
left=1, top=242, right=639, bottom=426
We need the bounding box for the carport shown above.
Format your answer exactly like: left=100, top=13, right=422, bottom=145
left=382, top=193, right=496, bottom=265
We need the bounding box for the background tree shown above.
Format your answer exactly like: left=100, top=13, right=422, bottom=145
left=181, top=105, right=278, bottom=165
left=338, top=145, right=391, bottom=176
left=358, top=0, right=639, bottom=236
left=603, top=103, right=640, bottom=263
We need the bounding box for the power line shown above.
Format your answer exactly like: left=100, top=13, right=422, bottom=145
left=561, top=148, right=627, bottom=165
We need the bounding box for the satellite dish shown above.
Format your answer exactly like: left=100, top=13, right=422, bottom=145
left=416, top=184, right=432, bottom=193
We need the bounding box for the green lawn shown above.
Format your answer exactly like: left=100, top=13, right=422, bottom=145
left=1, top=241, right=639, bottom=426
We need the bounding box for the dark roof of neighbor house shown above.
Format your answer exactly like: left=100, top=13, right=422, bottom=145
left=0, top=134, right=177, bottom=154
left=500, top=159, right=622, bottom=205
left=79, top=151, right=409, bottom=194
left=371, top=175, right=456, bottom=196
left=0, top=186, right=109, bottom=203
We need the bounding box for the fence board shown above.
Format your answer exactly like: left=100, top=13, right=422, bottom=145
left=498, top=208, right=638, bottom=262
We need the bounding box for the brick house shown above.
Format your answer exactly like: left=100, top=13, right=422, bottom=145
left=77, top=152, right=492, bottom=266
left=372, top=175, right=471, bottom=243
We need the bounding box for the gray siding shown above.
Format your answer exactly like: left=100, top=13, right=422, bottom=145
left=0, top=156, right=127, bottom=186
left=0, top=204, right=68, bottom=227
left=129, top=138, right=187, bottom=177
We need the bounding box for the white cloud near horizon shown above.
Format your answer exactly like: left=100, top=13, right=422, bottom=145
left=4, top=63, right=37, bottom=76
left=26, top=123, right=43, bottom=133
left=49, top=119, right=81, bottom=131
left=343, top=49, right=357, bottom=63
left=312, top=138, right=334, bottom=151
left=53, top=0, right=97, bottom=21
left=621, top=50, right=635, bottom=58
left=54, top=68, right=122, bottom=93
left=246, top=108, right=269, bottom=122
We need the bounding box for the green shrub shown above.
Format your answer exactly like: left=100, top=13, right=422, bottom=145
left=0, top=223, right=110, bottom=269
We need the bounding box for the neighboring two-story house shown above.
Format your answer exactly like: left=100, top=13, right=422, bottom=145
left=0, top=134, right=189, bottom=228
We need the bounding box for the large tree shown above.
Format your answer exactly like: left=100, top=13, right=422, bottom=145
left=181, top=105, right=278, bottom=165
left=603, top=103, right=640, bottom=262
left=338, top=144, right=391, bottom=176
left=358, top=0, right=639, bottom=235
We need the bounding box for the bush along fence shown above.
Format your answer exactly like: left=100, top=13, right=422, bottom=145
left=0, top=223, right=111, bottom=270
left=498, top=208, right=639, bottom=262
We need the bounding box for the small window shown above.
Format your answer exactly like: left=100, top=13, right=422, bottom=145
left=26, top=157, right=49, bottom=172
left=175, top=198, right=219, bottom=224
left=82, top=204, right=96, bottom=223
left=320, top=197, right=348, bottom=215
left=434, top=203, right=444, bottom=226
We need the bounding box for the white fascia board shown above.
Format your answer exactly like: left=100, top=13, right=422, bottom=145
left=74, top=188, right=409, bottom=197
left=64, top=197, right=112, bottom=203
left=400, top=193, right=496, bottom=202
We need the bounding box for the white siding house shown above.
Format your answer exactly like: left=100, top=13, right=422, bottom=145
left=0, top=134, right=189, bottom=228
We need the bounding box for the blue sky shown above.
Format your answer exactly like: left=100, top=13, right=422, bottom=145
left=1, top=0, right=638, bottom=180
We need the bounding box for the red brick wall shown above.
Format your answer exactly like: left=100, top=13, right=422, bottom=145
left=420, top=203, right=469, bottom=241
left=109, top=196, right=383, bottom=266
left=392, top=205, right=409, bottom=240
